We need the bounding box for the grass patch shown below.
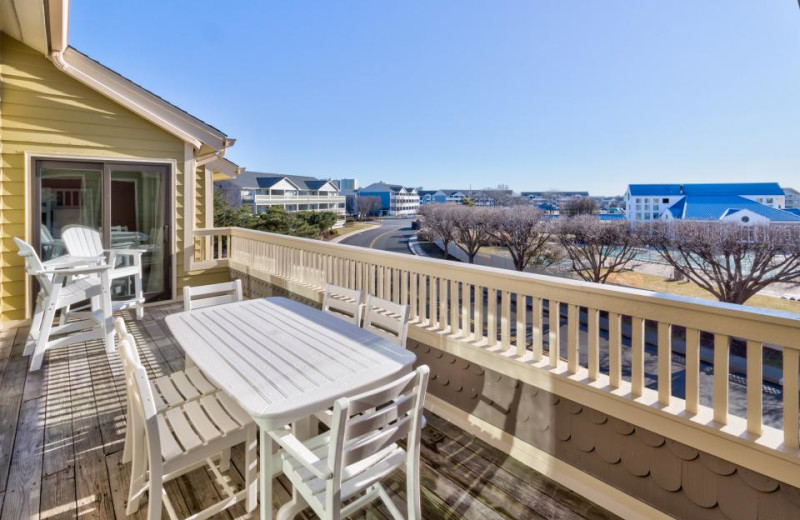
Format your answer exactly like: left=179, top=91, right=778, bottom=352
left=608, top=271, right=800, bottom=314
left=329, top=221, right=378, bottom=239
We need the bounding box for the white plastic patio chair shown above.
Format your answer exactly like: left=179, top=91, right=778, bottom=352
left=362, top=295, right=411, bottom=347
left=119, top=336, right=257, bottom=520
left=321, top=284, right=363, bottom=325
left=183, top=279, right=243, bottom=312
left=14, top=237, right=114, bottom=372
left=270, top=365, right=430, bottom=520
left=114, top=318, right=222, bottom=464
left=62, top=225, right=146, bottom=319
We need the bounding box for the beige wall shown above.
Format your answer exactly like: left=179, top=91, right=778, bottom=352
left=0, top=33, right=222, bottom=326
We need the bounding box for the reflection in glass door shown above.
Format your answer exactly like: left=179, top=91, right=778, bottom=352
left=35, top=160, right=171, bottom=302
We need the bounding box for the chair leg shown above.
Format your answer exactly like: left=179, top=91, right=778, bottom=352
left=25, top=298, right=44, bottom=356
left=58, top=304, right=70, bottom=327
left=245, top=427, right=258, bottom=512
left=122, top=408, right=133, bottom=464
left=101, top=273, right=115, bottom=353
left=135, top=272, right=144, bottom=320
left=219, top=448, right=231, bottom=472
left=146, top=479, right=163, bottom=520
left=406, top=458, right=422, bottom=520
left=30, top=304, right=57, bottom=372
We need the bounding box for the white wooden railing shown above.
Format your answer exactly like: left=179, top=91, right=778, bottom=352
left=192, top=226, right=800, bottom=486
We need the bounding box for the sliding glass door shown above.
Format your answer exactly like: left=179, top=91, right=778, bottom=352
left=35, top=159, right=171, bottom=302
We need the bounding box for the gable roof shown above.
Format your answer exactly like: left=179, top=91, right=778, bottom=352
left=1, top=0, right=234, bottom=154
left=220, top=171, right=338, bottom=192
left=665, top=195, right=800, bottom=222
left=360, top=182, right=407, bottom=193
left=629, top=183, right=785, bottom=197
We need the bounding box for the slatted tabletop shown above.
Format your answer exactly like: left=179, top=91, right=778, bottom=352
left=165, top=297, right=417, bottom=430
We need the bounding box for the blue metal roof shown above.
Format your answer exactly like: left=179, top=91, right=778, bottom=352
left=785, top=208, right=800, bottom=216
left=628, top=184, right=683, bottom=196
left=682, top=183, right=784, bottom=196
left=665, top=195, right=800, bottom=222
left=629, top=183, right=784, bottom=197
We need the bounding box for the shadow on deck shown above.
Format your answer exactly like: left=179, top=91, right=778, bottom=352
left=0, top=302, right=619, bottom=520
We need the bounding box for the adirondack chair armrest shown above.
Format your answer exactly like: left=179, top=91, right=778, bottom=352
left=269, top=428, right=333, bottom=480
left=107, top=248, right=148, bottom=258
left=43, top=264, right=113, bottom=277
left=42, top=255, right=105, bottom=269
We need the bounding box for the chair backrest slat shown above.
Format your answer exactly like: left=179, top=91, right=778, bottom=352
left=322, top=284, right=363, bottom=326
left=62, top=225, right=104, bottom=257
left=362, top=295, right=410, bottom=347
left=183, top=280, right=243, bottom=312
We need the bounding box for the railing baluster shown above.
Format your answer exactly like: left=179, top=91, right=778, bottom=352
left=401, top=271, right=409, bottom=305
left=410, top=272, right=418, bottom=320
left=383, top=267, right=391, bottom=298
left=487, top=289, right=497, bottom=347
left=393, top=268, right=401, bottom=303
left=450, top=280, right=459, bottom=335
left=474, top=286, right=484, bottom=343
left=461, top=283, right=471, bottom=338
left=548, top=300, right=560, bottom=367
left=658, top=322, right=672, bottom=406
left=439, top=279, right=448, bottom=332
left=631, top=317, right=645, bottom=397
left=783, top=348, right=799, bottom=448
left=746, top=340, right=763, bottom=436
left=532, top=297, right=543, bottom=362
left=419, top=274, right=428, bottom=324
left=713, top=334, right=730, bottom=425
left=516, top=294, right=527, bottom=357
left=587, top=308, right=599, bottom=381
left=685, top=328, right=700, bottom=414
left=501, top=291, right=511, bottom=351
left=567, top=304, right=579, bottom=374
left=430, top=278, right=439, bottom=328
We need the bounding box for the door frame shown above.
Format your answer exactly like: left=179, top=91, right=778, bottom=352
left=28, top=153, right=178, bottom=306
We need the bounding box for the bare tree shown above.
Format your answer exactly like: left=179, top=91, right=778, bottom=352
left=355, top=196, right=381, bottom=219
left=452, top=206, right=491, bottom=263
left=487, top=206, right=551, bottom=271
left=560, top=197, right=598, bottom=217
left=641, top=221, right=800, bottom=304
left=556, top=216, right=638, bottom=283
left=419, top=204, right=458, bottom=259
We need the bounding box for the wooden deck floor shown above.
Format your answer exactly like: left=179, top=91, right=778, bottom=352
left=0, top=302, right=620, bottom=520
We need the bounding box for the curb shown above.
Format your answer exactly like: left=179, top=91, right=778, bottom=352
left=328, top=223, right=381, bottom=243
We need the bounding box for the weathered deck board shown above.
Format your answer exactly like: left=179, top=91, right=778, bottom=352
left=0, top=302, right=616, bottom=520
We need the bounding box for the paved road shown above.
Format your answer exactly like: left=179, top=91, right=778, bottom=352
left=339, top=218, right=417, bottom=254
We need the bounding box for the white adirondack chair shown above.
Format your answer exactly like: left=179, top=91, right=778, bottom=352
left=61, top=225, right=146, bottom=319
left=362, top=295, right=411, bottom=347
left=119, top=336, right=258, bottom=520
left=183, top=279, right=243, bottom=312
left=271, top=365, right=430, bottom=520
left=322, top=284, right=363, bottom=325
left=14, top=237, right=114, bottom=372
left=114, top=318, right=223, bottom=465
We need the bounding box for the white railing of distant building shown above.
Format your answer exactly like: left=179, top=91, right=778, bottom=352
left=192, top=226, right=800, bottom=487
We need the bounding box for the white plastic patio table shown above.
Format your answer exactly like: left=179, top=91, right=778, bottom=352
left=165, top=296, right=417, bottom=520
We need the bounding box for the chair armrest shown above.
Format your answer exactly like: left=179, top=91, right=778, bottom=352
left=269, top=429, right=332, bottom=480
left=43, top=255, right=104, bottom=269
left=105, top=248, right=147, bottom=257
left=44, top=264, right=112, bottom=276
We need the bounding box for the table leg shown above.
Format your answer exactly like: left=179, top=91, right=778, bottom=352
left=260, top=428, right=273, bottom=520
left=276, top=418, right=311, bottom=520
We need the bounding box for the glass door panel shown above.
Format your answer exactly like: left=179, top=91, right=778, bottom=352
left=109, top=166, right=169, bottom=300
left=38, top=163, right=103, bottom=261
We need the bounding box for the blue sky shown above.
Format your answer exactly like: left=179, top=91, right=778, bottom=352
left=70, top=1, right=800, bottom=195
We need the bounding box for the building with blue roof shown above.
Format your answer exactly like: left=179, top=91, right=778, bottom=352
left=624, top=183, right=793, bottom=223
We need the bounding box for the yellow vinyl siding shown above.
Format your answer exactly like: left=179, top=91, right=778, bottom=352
left=0, top=34, right=217, bottom=325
